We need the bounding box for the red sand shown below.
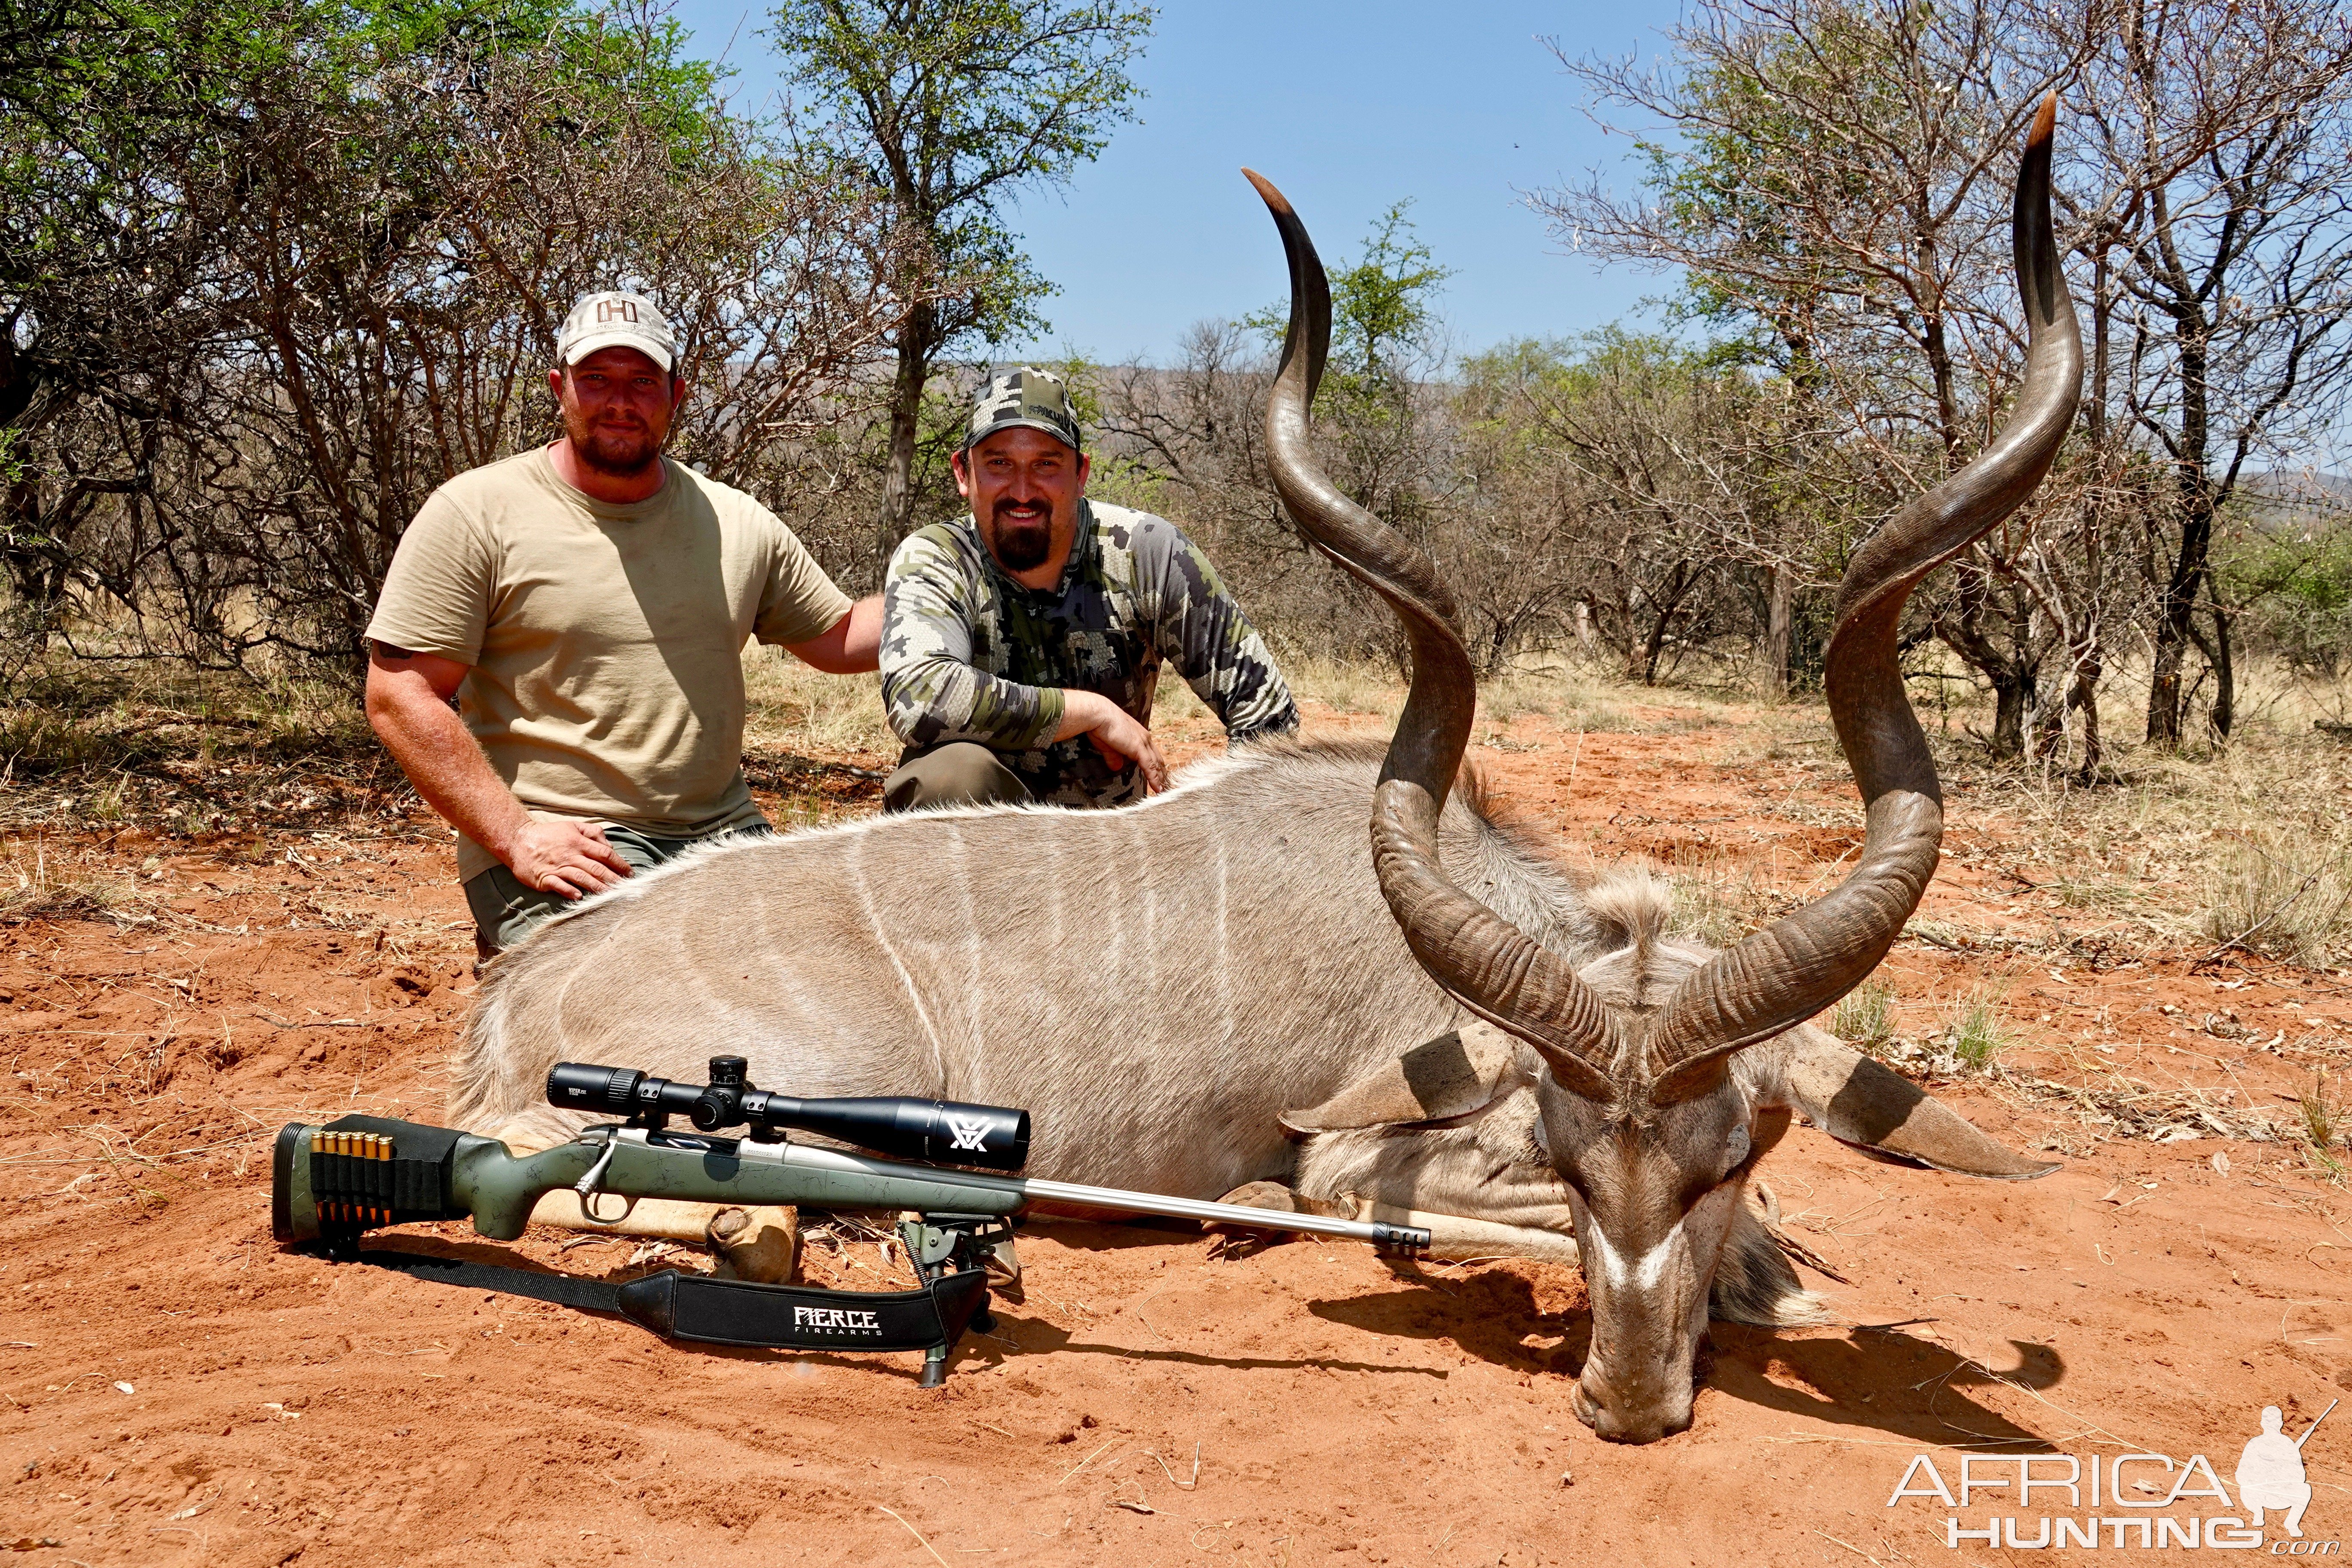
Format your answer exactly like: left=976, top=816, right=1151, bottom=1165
left=3, top=713, right=2348, bottom=1564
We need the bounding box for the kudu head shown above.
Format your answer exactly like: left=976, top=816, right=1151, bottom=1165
left=1247, top=96, right=2079, bottom=1444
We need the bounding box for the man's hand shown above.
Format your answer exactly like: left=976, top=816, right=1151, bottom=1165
left=505, top=818, right=633, bottom=898
left=365, top=643, right=636, bottom=892
left=1055, top=691, right=1169, bottom=793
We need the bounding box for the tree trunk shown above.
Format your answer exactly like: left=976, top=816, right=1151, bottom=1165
left=2031, top=683, right=2064, bottom=762
left=1636, top=564, right=1690, bottom=685
left=2145, top=309, right=2215, bottom=747
left=2145, top=489, right=2214, bottom=747
left=2071, top=668, right=2103, bottom=784
left=1988, top=669, right=2033, bottom=760
left=1761, top=563, right=1792, bottom=698
left=1931, top=563, right=2038, bottom=763
left=2208, top=601, right=2234, bottom=739
left=874, top=312, right=934, bottom=574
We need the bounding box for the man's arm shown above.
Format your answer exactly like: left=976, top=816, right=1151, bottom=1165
left=880, top=536, right=1171, bottom=790
left=364, top=645, right=631, bottom=897
left=783, top=593, right=882, bottom=674
left=1139, top=518, right=1300, bottom=743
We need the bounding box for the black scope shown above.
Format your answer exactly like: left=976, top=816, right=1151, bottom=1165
left=545, top=1057, right=1031, bottom=1172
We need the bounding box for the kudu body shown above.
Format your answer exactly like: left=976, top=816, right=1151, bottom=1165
left=451, top=101, right=2073, bottom=1444
left=461, top=743, right=1617, bottom=1195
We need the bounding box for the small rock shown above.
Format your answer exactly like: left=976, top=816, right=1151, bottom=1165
left=1559, top=1471, right=1574, bottom=1487
left=111, top=1382, right=132, bottom=1395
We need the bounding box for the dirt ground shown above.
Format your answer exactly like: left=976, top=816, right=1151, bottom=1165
left=3, top=698, right=2349, bottom=1565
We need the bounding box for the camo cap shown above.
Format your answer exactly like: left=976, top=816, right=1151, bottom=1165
left=962, top=366, right=1082, bottom=455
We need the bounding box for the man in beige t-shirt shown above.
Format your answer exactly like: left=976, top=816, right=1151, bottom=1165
left=365, top=290, right=878, bottom=956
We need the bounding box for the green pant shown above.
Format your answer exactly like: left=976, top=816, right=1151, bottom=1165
left=463, top=819, right=772, bottom=958
left=882, top=742, right=1035, bottom=813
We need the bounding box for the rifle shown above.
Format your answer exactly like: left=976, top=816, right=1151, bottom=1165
left=272, top=1056, right=1430, bottom=1385
left=2296, top=1399, right=2337, bottom=1449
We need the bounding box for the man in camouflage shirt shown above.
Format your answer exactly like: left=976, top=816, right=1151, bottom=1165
left=880, top=366, right=1298, bottom=810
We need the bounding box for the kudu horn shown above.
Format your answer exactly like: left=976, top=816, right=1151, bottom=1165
left=1246, top=168, right=1620, bottom=1102
left=1645, top=95, right=2082, bottom=1100
left=1246, top=95, right=2079, bottom=1109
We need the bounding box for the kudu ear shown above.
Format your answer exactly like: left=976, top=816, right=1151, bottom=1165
left=1280, top=1021, right=1530, bottom=1133
left=1753, top=1025, right=2059, bottom=1180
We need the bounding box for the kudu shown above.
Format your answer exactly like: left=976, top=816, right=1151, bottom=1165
left=1245, top=93, right=2079, bottom=1440
left=448, top=101, right=2072, bottom=1443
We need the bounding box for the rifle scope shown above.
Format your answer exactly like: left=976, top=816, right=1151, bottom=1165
left=545, top=1058, right=1031, bottom=1172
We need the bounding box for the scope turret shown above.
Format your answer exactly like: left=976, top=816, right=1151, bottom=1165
left=545, top=1059, right=1031, bottom=1172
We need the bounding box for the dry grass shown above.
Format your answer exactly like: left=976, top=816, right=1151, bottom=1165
left=1848, top=660, right=2352, bottom=964
left=2300, top=1072, right=2344, bottom=1178
left=1, top=653, right=371, bottom=778
left=0, top=836, right=135, bottom=925
left=1, top=634, right=2346, bottom=983
left=740, top=650, right=897, bottom=760
left=2199, top=833, right=2352, bottom=964
left=1830, top=979, right=1897, bottom=1053
left=1660, top=844, right=1777, bottom=949
left=1945, top=984, right=2011, bottom=1071
left=1278, top=654, right=1407, bottom=721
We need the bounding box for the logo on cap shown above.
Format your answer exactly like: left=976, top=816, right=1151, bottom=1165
left=963, top=367, right=1081, bottom=454
left=557, top=291, right=676, bottom=372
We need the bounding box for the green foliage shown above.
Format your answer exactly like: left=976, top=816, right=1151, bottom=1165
left=1249, top=200, right=1452, bottom=395
left=2216, top=518, right=2352, bottom=677
left=4, top=0, right=907, bottom=659
left=1618, top=5, right=1951, bottom=378
left=770, top=0, right=1155, bottom=349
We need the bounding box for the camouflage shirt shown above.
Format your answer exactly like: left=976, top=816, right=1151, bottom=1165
left=881, top=500, right=1300, bottom=807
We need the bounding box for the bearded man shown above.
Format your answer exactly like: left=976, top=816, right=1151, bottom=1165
left=364, top=291, right=880, bottom=957
left=879, top=366, right=1298, bottom=811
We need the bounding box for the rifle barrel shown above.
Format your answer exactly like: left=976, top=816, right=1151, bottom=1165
left=765, top=1140, right=1428, bottom=1250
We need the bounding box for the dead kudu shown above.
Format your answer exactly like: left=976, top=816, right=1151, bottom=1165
left=1244, top=93, right=2079, bottom=1441
left=450, top=102, right=2074, bottom=1442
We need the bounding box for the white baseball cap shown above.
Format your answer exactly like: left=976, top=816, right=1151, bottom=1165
left=556, top=291, right=677, bottom=372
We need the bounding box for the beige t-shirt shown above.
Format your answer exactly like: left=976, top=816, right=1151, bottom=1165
left=366, top=446, right=852, bottom=882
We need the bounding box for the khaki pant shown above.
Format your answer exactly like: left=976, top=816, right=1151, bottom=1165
left=462, top=819, right=772, bottom=958
left=882, top=742, right=1034, bottom=813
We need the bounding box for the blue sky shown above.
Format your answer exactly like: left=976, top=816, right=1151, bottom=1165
left=667, top=1, right=1688, bottom=365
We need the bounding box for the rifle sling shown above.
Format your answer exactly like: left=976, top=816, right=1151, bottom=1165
left=351, top=1245, right=991, bottom=1354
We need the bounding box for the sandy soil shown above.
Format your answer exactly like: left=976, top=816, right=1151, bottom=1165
left=3, top=704, right=2349, bottom=1565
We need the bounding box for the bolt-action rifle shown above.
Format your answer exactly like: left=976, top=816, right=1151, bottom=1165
left=272, top=1056, right=1429, bottom=1385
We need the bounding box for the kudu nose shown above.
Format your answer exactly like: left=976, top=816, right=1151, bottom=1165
left=1573, top=1373, right=1694, bottom=1446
